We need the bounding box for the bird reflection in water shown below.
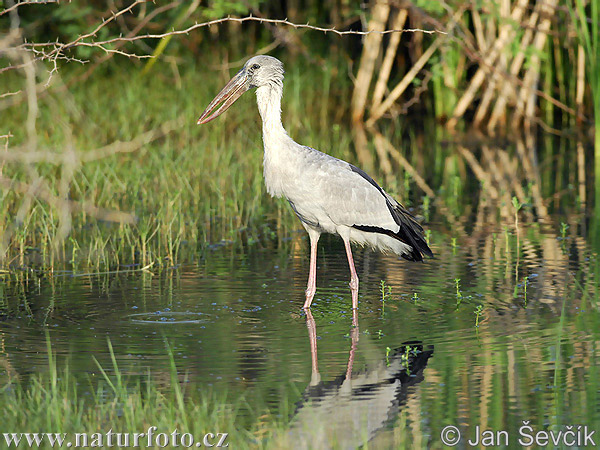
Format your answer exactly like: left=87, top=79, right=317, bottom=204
left=288, top=309, right=433, bottom=449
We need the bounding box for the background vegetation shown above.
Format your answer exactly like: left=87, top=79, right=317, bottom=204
left=1, top=1, right=599, bottom=447
left=0, top=0, right=598, bottom=272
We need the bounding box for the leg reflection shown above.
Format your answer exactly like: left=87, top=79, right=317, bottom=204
left=305, top=309, right=320, bottom=385
left=345, top=308, right=359, bottom=380
left=305, top=308, right=359, bottom=385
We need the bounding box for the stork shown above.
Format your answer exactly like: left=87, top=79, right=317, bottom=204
left=198, top=55, right=432, bottom=309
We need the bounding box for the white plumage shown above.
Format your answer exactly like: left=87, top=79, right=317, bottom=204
left=198, top=55, right=432, bottom=309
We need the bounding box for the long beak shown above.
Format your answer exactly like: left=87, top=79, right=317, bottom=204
left=197, top=69, right=249, bottom=124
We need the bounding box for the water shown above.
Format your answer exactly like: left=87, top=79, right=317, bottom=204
left=1, top=222, right=599, bottom=447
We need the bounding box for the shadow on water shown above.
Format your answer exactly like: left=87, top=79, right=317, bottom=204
left=287, top=309, right=433, bottom=448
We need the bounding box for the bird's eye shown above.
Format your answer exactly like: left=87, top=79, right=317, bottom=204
left=251, top=64, right=260, bottom=70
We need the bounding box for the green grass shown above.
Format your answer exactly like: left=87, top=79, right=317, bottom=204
left=1, top=338, right=263, bottom=448
left=569, top=0, right=600, bottom=243
left=0, top=41, right=596, bottom=272
left=0, top=62, right=356, bottom=272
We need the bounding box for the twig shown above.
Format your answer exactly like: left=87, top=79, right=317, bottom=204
left=0, top=90, right=21, bottom=99
left=4, top=10, right=445, bottom=81
left=81, top=117, right=184, bottom=162
left=400, top=70, right=433, bottom=114
left=510, top=0, right=558, bottom=128
left=350, top=0, right=390, bottom=168
left=0, top=0, right=60, bottom=17
left=371, top=131, right=436, bottom=198
left=18, top=13, right=446, bottom=54
left=365, top=7, right=464, bottom=127
left=487, top=4, right=540, bottom=131
left=33, top=16, right=446, bottom=45
left=457, top=145, right=501, bottom=201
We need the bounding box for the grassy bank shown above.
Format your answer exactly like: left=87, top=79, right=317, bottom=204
left=0, top=57, right=595, bottom=273
left=0, top=62, right=357, bottom=271
left=1, top=0, right=599, bottom=271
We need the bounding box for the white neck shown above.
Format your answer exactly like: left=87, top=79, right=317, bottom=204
left=256, top=84, right=287, bottom=141
left=256, top=82, right=296, bottom=198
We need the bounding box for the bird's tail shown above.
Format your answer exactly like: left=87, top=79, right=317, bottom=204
left=388, top=203, right=433, bottom=262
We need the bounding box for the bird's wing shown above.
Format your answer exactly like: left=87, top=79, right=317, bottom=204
left=295, top=147, right=398, bottom=230
left=291, top=146, right=432, bottom=259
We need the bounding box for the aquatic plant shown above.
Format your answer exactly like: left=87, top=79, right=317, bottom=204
left=474, top=305, right=484, bottom=328
left=454, top=278, right=463, bottom=307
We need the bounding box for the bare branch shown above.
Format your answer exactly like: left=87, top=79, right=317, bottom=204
left=0, top=91, right=20, bottom=99
left=2, top=6, right=444, bottom=83
left=19, top=14, right=446, bottom=55
left=0, top=0, right=60, bottom=17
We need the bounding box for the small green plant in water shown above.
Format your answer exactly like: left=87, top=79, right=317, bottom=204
left=475, top=305, right=484, bottom=327
left=455, top=278, right=463, bottom=307
left=523, top=276, right=529, bottom=306
left=380, top=280, right=392, bottom=314
left=69, top=237, right=80, bottom=269
left=380, top=280, right=389, bottom=299
left=559, top=222, right=570, bottom=253
left=413, top=292, right=419, bottom=303
left=451, top=237, right=458, bottom=254
left=400, top=346, right=415, bottom=373
left=512, top=197, right=522, bottom=227
left=560, top=222, right=569, bottom=239
left=386, top=346, right=391, bottom=366
left=422, top=196, right=431, bottom=222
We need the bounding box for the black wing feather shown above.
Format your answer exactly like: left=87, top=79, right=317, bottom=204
left=349, top=165, right=433, bottom=262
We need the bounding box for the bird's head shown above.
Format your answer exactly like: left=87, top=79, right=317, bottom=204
left=197, top=55, right=284, bottom=124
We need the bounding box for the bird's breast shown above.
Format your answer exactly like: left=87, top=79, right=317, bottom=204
left=262, top=138, right=302, bottom=198
left=262, top=151, right=288, bottom=198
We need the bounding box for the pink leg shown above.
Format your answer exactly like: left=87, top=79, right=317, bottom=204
left=303, top=230, right=320, bottom=309
left=343, top=237, right=359, bottom=309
